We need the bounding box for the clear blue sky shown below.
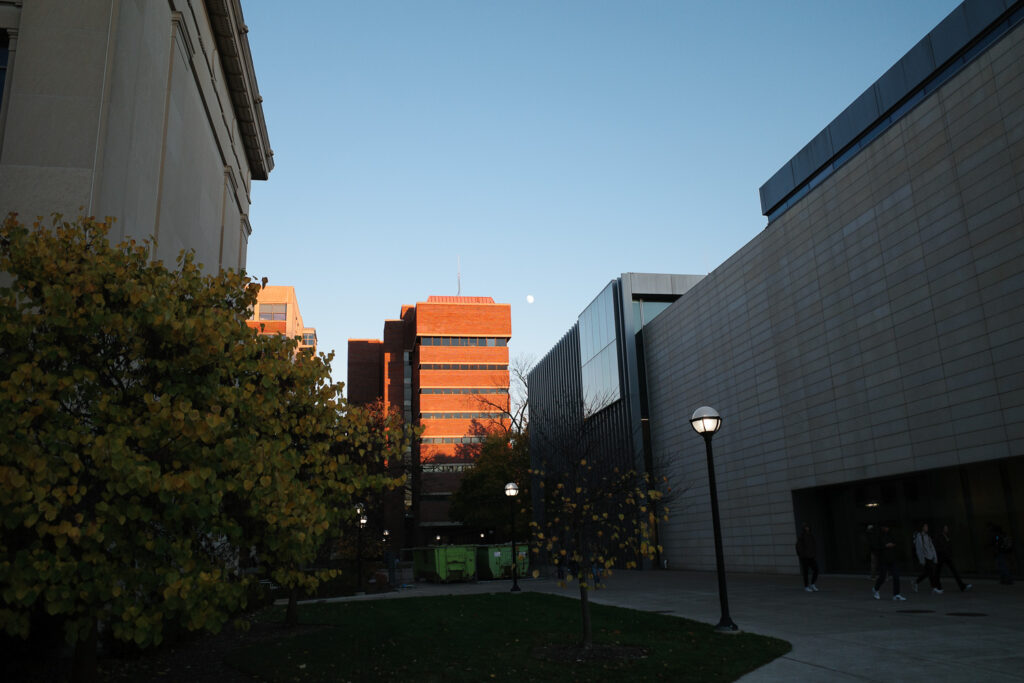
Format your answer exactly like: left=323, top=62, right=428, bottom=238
left=242, top=1, right=960, bottom=391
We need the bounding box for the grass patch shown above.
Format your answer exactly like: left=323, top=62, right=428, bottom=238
left=226, top=593, right=790, bottom=682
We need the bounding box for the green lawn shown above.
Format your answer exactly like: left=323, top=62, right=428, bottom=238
left=226, top=593, right=790, bottom=682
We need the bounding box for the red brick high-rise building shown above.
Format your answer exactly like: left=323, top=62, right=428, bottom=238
left=348, top=296, right=512, bottom=547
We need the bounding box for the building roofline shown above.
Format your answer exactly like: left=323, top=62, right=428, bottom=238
left=759, top=0, right=1022, bottom=219
left=205, top=0, right=274, bottom=180
left=423, top=296, right=499, bottom=304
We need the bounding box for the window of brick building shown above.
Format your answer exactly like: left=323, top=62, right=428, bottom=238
left=259, top=303, right=286, bottom=321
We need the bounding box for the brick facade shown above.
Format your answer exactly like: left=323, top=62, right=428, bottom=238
left=348, top=296, right=512, bottom=546
left=346, top=340, right=383, bottom=405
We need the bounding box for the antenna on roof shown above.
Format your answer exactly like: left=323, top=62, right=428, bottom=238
left=457, top=255, right=461, bottom=296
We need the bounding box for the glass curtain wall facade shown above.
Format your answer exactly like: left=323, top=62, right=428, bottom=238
left=579, top=282, right=622, bottom=414
left=530, top=281, right=633, bottom=481
left=529, top=273, right=706, bottom=501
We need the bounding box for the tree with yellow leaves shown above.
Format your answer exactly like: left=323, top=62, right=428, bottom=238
left=529, top=398, right=668, bottom=651
left=0, top=214, right=406, bottom=679
left=230, top=352, right=411, bottom=627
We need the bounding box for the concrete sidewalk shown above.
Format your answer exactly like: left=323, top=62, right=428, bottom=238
left=320, top=569, right=1023, bottom=682
left=533, top=570, right=1023, bottom=682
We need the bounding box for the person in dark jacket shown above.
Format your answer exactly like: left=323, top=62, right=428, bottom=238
left=911, top=522, right=943, bottom=594
left=795, top=522, right=819, bottom=592
left=934, top=524, right=972, bottom=592
left=872, top=524, right=906, bottom=600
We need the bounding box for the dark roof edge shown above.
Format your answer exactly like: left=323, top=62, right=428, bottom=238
left=758, top=0, right=1020, bottom=218
left=205, top=0, right=274, bottom=181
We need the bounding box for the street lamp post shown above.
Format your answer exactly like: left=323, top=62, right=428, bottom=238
left=383, top=529, right=394, bottom=588
left=505, top=482, right=521, bottom=592
left=691, top=406, right=738, bottom=632
left=356, top=508, right=368, bottom=594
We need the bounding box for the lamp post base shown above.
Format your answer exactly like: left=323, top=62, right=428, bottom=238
left=714, top=619, right=740, bottom=633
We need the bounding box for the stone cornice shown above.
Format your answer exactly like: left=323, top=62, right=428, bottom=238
left=204, top=0, right=273, bottom=180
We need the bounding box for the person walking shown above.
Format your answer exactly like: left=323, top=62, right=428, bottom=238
left=866, top=524, right=879, bottom=580
left=934, top=524, right=972, bottom=592
left=795, top=522, right=819, bottom=592
left=872, top=523, right=906, bottom=600
left=912, top=522, right=943, bottom=594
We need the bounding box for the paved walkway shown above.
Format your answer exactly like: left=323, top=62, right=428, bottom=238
left=300, top=570, right=1023, bottom=682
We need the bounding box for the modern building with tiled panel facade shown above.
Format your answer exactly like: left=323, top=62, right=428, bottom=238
left=246, top=285, right=316, bottom=355
left=530, top=0, right=1023, bottom=580
left=348, top=296, right=512, bottom=546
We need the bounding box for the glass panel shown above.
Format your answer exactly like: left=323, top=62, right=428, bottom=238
left=588, top=308, right=598, bottom=361
left=579, top=282, right=620, bottom=412
left=606, top=290, right=616, bottom=344
left=605, top=285, right=616, bottom=343
left=587, top=308, right=595, bottom=360
left=578, top=315, right=589, bottom=362
left=641, top=300, right=673, bottom=327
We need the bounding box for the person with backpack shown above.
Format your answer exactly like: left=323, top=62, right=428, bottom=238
left=911, top=522, right=943, bottom=594
left=872, top=524, right=906, bottom=600
left=934, top=524, right=972, bottom=592
left=795, top=522, right=819, bottom=592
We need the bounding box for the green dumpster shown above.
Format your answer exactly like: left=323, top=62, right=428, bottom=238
left=514, top=546, right=529, bottom=578
left=475, top=544, right=529, bottom=580
left=412, top=545, right=477, bottom=583
left=476, top=545, right=509, bottom=579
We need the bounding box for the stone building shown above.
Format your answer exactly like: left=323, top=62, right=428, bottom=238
left=0, top=0, right=273, bottom=272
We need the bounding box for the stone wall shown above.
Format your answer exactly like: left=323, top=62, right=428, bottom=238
left=0, top=0, right=270, bottom=272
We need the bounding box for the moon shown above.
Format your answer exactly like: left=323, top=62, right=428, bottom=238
left=526, top=295, right=535, bottom=304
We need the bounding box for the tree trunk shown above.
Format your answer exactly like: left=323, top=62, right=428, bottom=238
left=578, top=583, right=592, bottom=649
left=70, top=619, right=98, bottom=683
left=285, top=588, right=299, bottom=627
